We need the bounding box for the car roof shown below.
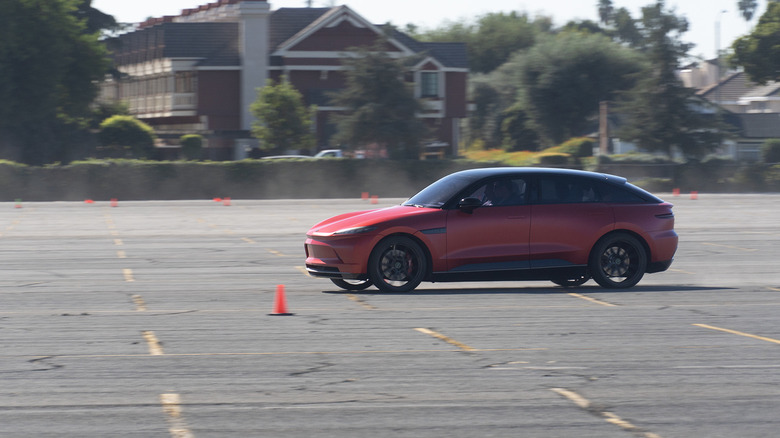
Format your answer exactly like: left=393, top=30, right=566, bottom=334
left=453, top=167, right=627, bottom=185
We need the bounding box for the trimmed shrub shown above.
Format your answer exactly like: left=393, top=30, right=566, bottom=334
left=98, top=116, right=156, bottom=159
left=761, top=139, right=780, bottom=163
left=180, top=134, right=204, bottom=160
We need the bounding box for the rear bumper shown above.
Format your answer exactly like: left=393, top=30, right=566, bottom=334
left=647, top=258, right=673, bottom=274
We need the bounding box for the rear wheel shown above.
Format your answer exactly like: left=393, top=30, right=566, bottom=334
left=368, top=236, right=427, bottom=292
left=589, top=233, right=647, bottom=288
left=330, top=278, right=372, bottom=291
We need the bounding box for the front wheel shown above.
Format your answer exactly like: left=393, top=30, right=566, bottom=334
left=368, top=236, right=427, bottom=292
left=589, top=233, right=647, bottom=289
left=330, top=278, right=372, bottom=291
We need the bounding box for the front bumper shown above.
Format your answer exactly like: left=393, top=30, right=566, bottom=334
left=305, top=264, right=367, bottom=280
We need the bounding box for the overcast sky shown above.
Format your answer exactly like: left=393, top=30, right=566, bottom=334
left=92, top=0, right=769, bottom=60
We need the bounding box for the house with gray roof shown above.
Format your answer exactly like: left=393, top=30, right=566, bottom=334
left=682, top=61, right=780, bottom=161
left=99, top=0, right=468, bottom=160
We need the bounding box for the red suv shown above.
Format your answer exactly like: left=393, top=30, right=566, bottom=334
left=305, top=168, right=678, bottom=292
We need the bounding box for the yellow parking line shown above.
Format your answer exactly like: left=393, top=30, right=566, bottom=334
left=160, top=393, right=194, bottom=438
left=242, top=237, right=256, bottom=244
left=346, top=293, right=376, bottom=310
left=551, top=388, right=662, bottom=438
left=117, top=250, right=127, bottom=259
left=415, top=328, right=475, bottom=351
left=669, top=268, right=696, bottom=275
left=567, top=292, right=617, bottom=307
left=267, top=249, right=284, bottom=257
left=123, top=269, right=135, bottom=282
left=142, top=331, right=164, bottom=355
left=769, top=287, right=780, bottom=292
left=132, top=295, right=147, bottom=311
left=114, top=238, right=123, bottom=246
left=693, top=324, right=780, bottom=345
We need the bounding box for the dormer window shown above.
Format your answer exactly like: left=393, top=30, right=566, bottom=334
left=421, top=72, right=439, bottom=98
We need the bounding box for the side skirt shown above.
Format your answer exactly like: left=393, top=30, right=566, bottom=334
left=429, top=266, right=588, bottom=283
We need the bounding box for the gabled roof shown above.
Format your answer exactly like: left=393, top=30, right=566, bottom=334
left=111, top=22, right=239, bottom=66
left=387, top=29, right=468, bottom=69
left=269, top=7, right=331, bottom=49
left=724, top=112, right=780, bottom=138
left=269, top=7, right=467, bottom=69
left=740, top=81, right=780, bottom=100
left=697, top=72, right=755, bottom=102
left=162, top=22, right=240, bottom=66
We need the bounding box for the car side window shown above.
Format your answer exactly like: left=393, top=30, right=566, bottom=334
left=465, top=177, right=527, bottom=207
left=596, top=181, right=647, bottom=203
left=536, top=175, right=599, bottom=204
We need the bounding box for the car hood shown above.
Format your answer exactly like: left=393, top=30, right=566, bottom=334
left=307, top=205, right=439, bottom=236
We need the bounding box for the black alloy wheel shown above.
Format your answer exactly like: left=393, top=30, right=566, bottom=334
left=589, top=233, right=647, bottom=289
left=368, top=236, right=427, bottom=292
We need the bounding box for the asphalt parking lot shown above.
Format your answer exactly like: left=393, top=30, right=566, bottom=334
left=1, top=194, right=778, bottom=437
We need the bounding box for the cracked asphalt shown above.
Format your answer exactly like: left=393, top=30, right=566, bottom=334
left=0, top=195, right=779, bottom=437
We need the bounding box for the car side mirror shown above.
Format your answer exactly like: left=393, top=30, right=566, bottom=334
left=458, top=197, right=482, bottom=213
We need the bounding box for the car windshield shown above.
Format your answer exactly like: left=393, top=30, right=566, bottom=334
left=402, top=173, right=482, bottom=208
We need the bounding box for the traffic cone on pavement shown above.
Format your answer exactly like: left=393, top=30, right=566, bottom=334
left=269, top=284, right=293, bottom=316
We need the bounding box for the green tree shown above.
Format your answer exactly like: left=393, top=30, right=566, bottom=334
left=516, top=32, right=645, bottom=145
left=738, top=0, right=759, bottom=22
left=617, top=1, right=724, bottom=159
left=98, top=115, right=156, bottom=158
left=250, top=79, right=315, bottom=154
left=730, top=2, right=780, bottom=84
left=329, top=41, right=425, bottom=159
left=0, top=0, right=110, bottom=165
left=414, top=12, right=543, bottom=74
left=598, top=0, right=614, bottom=24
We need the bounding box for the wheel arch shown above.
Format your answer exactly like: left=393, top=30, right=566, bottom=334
left=590, top=229, right=651, bottom=262
left=370, top=232, right=434, bottom=280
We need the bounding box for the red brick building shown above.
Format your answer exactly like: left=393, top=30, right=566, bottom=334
left=100, top=0, right=468, bottom=160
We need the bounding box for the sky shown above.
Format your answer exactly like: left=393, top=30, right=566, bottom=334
left=92, top=0, right=770, bottom=61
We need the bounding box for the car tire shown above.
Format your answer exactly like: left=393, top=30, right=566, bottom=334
left=551, top=275, right=589, bottom=287
left=330, top=278, right=372, bottom=291
left=368, top=236, right=427, bottom=292
left=589, top=233, right=647, bottom=289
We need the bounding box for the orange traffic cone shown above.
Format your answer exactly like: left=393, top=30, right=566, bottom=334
left=223, top=197, right=231, bottom=206
left=110, top=198, right=118, bottom=207
left=370, top=195, right=379, bottom=204
left=690, top=191, right=698, bottom=200
left=269, top=284, right=293, bottom=316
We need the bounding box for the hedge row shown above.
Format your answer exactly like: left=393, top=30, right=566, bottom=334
left=1, top=159, right=777, bottom=202
left=0, top=159, right=492, bottom=202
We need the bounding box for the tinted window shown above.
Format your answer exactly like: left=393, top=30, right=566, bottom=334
left=535, top=175, right=599, bottom=204
left=464, top=177, right=528, bottom=207
left=596, top=181, right=649, bottom=203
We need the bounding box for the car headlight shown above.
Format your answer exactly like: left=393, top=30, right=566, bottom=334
left=333, top=226, right=377, bottom=235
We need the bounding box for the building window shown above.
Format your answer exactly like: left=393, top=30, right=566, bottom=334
left=421, top=72, right=438, bottom=98
left=175, top=72, right=195, bottom=93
